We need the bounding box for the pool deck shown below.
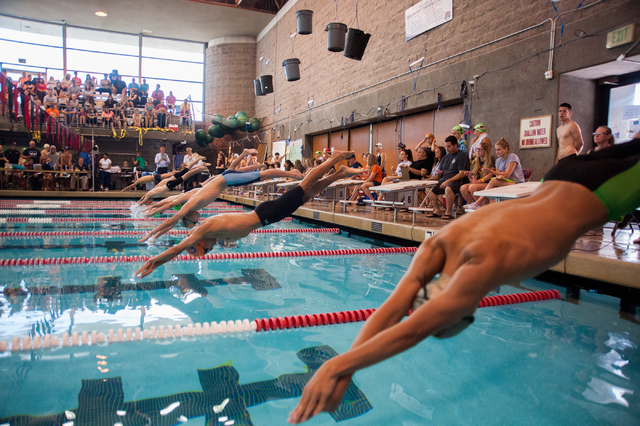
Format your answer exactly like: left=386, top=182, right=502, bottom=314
left=218, top=193, right=640, bottom=290
left=1, top=189, right=638, bottom=290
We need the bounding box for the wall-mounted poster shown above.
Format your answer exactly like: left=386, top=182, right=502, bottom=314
left=405, top=0, right=453, bottom=41
left=520, top=115, right=552, bottom=149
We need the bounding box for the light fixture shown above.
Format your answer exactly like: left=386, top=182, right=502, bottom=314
left=95, top=11, right=107, bottom=17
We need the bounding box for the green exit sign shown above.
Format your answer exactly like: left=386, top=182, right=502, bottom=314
left=607, top=24, right=635, bottom=49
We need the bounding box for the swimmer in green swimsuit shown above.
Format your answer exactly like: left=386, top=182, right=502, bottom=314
left=288, top=137, right=640, bottom=425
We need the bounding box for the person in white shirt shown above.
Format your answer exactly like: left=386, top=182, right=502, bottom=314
left=155, top=146, right=170, bottom=174
left=381, top=149, right=413, bottom=185
left=99, top=153, right=112, bottom=191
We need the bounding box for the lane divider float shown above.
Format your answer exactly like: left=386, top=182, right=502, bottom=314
left=0, top=228, right=341, bottom=238
left=0, top=290, right=562, bottom=352
left=0, top=246, right=416, bottom=266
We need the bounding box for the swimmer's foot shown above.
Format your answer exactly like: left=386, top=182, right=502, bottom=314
left=333, top=150, right=356, bottom=161
left=339, top=165, right=365, bottom=177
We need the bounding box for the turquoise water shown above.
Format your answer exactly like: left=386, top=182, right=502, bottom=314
left=0, top=201, right=639, bottom=425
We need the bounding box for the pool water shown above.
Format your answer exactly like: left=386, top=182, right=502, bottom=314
left=0, top=200, right=639, bottom=425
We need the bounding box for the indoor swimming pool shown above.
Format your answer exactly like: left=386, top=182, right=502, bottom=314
left=0, top=199, right=638, bottom=425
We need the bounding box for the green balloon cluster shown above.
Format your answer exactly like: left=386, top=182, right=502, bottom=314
left=195, top=111, right=261, bottom=147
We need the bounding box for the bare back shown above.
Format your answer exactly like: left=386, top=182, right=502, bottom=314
left=199, top=212, right=262, bottom=243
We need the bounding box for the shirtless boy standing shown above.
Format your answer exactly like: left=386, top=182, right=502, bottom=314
left=556, top=103, right=584, bottom=162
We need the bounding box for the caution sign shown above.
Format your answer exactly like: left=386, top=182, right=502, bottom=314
left=520, top=114, right=552, bottom=149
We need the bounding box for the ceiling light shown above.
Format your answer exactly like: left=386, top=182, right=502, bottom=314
left=95, top=11, right=107, bottom=17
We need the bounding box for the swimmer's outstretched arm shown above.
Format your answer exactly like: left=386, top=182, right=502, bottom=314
left=138, top=176, right=227, bottom=242
left=136, top=227, right=209, bottom=278
left=145, top=188, right=201, bottom=216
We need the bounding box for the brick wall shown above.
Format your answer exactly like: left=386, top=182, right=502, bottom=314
left=250, top=0, right=637, bottom=178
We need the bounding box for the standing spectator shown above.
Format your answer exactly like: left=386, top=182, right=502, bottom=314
left=71, top=72, right=82, bottom=87
left=133, top=151, right=146, bottom=171
left=139, top=78, right=149, bottom=98
left=85, top=74, right=94, bottom=87
left=179, top=99, right=191, bottom=128
left=99, top=153, right=112, bottom=191
left=60, top=146, right=72, bottom=170
left=155, top=146, right=170, bottom=174
left=469, top=123, right=491, bottom=161
left=71, top=156, right=90, bottom=191
left=108, top=70, right=120, bottom=86
left=128, top=78, right=139, bottom=94
left=166, top=91, right=176, bottom=113
left=98, top=74, right=111, bottom=94
left=426, top=136, right=470, bottom=219
left=151, top=84, right=164, bottom=106
left=43, top=89, right=57, bottom=108
left=216, top=152, right=226, bottom=174
left=35, top=76, right=47, bottom=102
left=155, top=102, right=168, bottom=128
left=79, top=148, right=93, bottom=173
left=174, top=149, right=185, bottom=171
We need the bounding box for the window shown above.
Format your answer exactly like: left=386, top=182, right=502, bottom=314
left=608, top=82, right=640, bottom=143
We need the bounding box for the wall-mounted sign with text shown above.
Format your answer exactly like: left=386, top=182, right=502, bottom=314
left=519, top=115, right=552, bottom=149
left=405, top=0, right=453, bottom=41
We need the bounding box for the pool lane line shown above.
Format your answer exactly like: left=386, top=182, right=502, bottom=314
left=0, top=228, right=341, bottom=238
left=0, top=209, right=246, bottom=215
left=0, top=246, right=416, bottom=266
left=253, top=290, right=563, bottom=332
left=0, top=290, right=562, bottom=353
left=1, top=214, right=258, bottom=223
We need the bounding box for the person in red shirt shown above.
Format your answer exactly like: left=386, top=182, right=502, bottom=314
left=151, top=84, right=164, bottom=106
left=348, top=154, right=382, bottom=203
left=165, top=91, right=176, bottom=113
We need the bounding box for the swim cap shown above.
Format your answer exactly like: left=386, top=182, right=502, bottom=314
left=315, top=151, right=321, bottom=156
left=451, top=126, right=463, bottom=133
left=186, top=241, right=209, bottom=257
left=474, top=123, right=487, bottom=132
left=425, top=133, right=434, bottom=140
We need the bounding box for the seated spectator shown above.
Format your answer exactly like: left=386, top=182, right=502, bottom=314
left=46, top=76, right=57, bottom=91
left=68, top=95, right=79, bottom=124
left=99, top=153, right=112, bottom=191
left=144, top=99, right=155, bottom=128
left=24, top=78, right=35, bottom=99
left=216, top=152, right=226, bottom=174
left=166, top=91, right=176, bottom=113
left=43, top=89, right=57, bottom=108
left=54, top=81, right=64, bottom=97
left=71, top=156, right=90, bottom=191
left=151, top=84, right=164, bottom=106
left=128, top=78, right=139, bottom=94
left=427, top=136, right=470, bottom=219
left=98, top=73, right=111, bottom=94
left=83, top=83, right=94, bottom=100
left=130, top=90, right=141, bottom=106
left=68, top=80, right=81, bottom=98
left=85, top=73, right=94, bottom=87
left=460, top=140, right=495, bottom=207
left=86, top=105, right=97, bottom=126
left=71, top=71, right=82, bottom=87
left=5, top=142, right=21, bottom=165
left=48, top=145, right=61, bottom=170
left=114, top=107, right=126, bottom=129
left=46, top=104, right=60, bottom=122
left=133, top=151, right=146, bottom=172
left=382, top=149, right=413, bottom=185
left=284, top=160, right=294, bottom=171
left=114, top=76, right=126, bottom=95
left=139, top=78, right=149, bottom=98
left=63, top=104, right=74, bottom=125
left=349, top=154, right=382, bottom=203
left=402, top=146, right=433, bottom=180
left=346, top=153, right=362, bottom=169
left=132, top=109, right=142, bottom=127
left=155, top=102, right=168, bottom=128
left=294, top=159, right=305, bottom=174
left=103, top=95, right=116, bottom=110
left=179, top=99, right=191, bottom=128
left=304, top=158, right=313, bottom=172
left=102, top=108, right=112, bottom=128
left=121, top=92, right=133, bottom=109
left=413, top=133, right=436, bottom=172
left=469, top=137, right=525, bottom=210
left=589, top=126, right=615, bottom=153
left=77, top=105, right=86, bottom=126
left=61, top=73, right=71, bottom=91
left=57, top=90, right=68, bottom=107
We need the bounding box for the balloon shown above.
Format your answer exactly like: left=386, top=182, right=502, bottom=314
left=249, top=121, right=260, bottom=132
left=236, top=115, right=247, bottom=126
left=196, top=138, right=208, bottom=147
left=235, top=111, right=247, bottom=118
left=226, top=116, right=239, bottom=129
left=218, top=123, right=231, bottom=134
left=205, top=135, right=214, bottom=144
left=195, top=129, right=207, bottom=141
left=211, top=114, right=224, bottom=125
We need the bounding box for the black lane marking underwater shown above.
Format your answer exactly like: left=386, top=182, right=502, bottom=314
left=3, top=271, right=282, bottom=301
left=0, top=345, right=373, bottom=426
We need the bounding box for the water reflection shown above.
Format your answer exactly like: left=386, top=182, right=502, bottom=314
left=582, top=377, right=634, bottom=407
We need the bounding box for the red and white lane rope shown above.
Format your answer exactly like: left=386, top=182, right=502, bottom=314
left=0, top=290, right=562, bottom=352
left=0, top=246, right=416, bottom=266
left=0, top=228, right=341, bottom=238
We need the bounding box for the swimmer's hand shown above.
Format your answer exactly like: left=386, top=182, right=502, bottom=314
left=287, top=360, right=352, bottom=424
left=135, top=258, right=160, bottom=278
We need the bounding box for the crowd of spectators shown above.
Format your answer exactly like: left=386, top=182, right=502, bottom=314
left=3, top=69, right=192, bottom=130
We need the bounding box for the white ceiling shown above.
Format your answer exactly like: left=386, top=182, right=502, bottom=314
left=564, top=54, right=640, bottom=79
left=0, top=0, right=277, bottom=44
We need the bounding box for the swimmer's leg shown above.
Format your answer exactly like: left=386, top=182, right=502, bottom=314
left=302, top=165, right=362, bottom=203
left=299, top=151, right=354, bottom=193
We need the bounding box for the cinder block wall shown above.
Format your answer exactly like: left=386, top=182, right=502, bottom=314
left=249, top=0, right=637, bottom=179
